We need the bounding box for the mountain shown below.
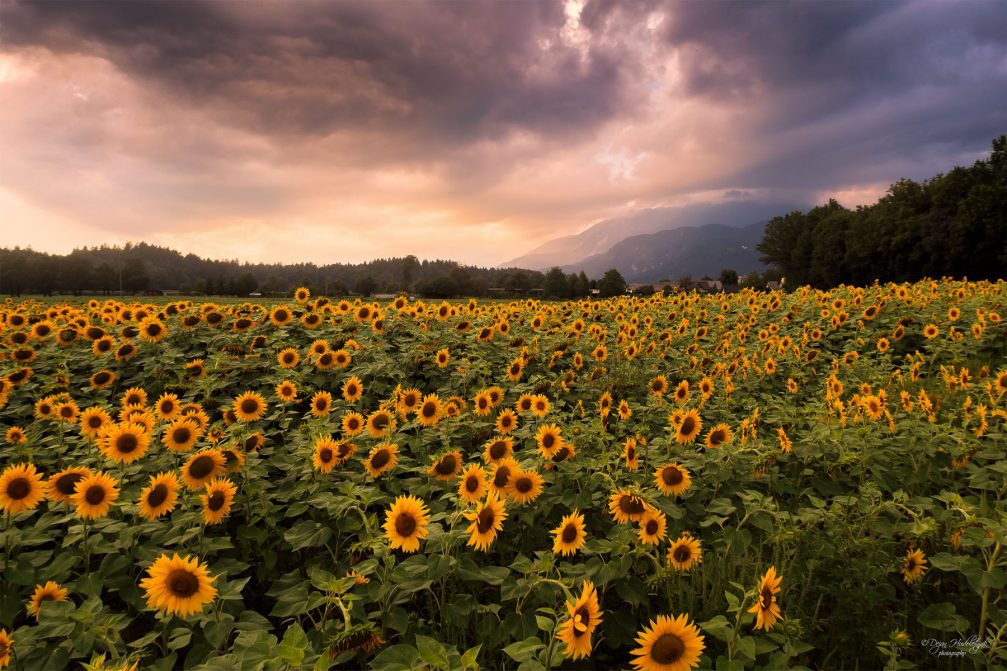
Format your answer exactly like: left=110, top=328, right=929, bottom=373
left=502, top=200, right=804, bottom=270
left=563, top=221, right=769, bottom=283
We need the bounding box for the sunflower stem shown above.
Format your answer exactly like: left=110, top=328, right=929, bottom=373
left=979, top=541, right=1001, bottom=638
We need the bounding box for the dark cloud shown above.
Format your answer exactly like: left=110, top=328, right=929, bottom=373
left=4, top=0, right=637, bottom=147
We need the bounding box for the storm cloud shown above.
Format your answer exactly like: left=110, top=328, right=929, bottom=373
left=0, top=0, right=1003, bottom=265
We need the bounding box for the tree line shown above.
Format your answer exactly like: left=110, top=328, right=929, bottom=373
left=757, top=136, right=1007, bottom=288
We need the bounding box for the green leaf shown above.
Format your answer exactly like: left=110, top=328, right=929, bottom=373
left=415, top=635, right=449, bottom=670
left=918, top=602, right=969, bottom=632
left=503, top=636, right=545, bottom=663
left=460, top=644, right=481, bottom=669
left=277, top=623, right=309, bottom=667
left=737, top=636, right=757, bottom=660
left=370, top=644, right=420, bottom=671
left=700, top=615, right=735, bottom=643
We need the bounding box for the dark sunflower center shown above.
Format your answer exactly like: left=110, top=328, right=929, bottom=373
left=906, top=558, right=917, bottom=571
left=553, top=447, right=570, bottom=462
left=515, top=477, right=533, bottom=493
left=7, top=477, right=31, bottom=500
left=172, top=427, right=192, bottom=444
left=464, top=476, right=479, bottom=493
left=315, top=398, right=328, bottom=411
left=760, top=586, right=774, bottom=609
left=680, top=417, right=696, bottom=435
left=510, top=364, right=520, bottom=375
left=39, top=592, right=57, bottom=603
left=337, top=443, right=353, bottom=459
left=275, top=310, right=289, bottom=321
left=283, top=353, right=295, bottom=363
left=319, top=448, right=334, bottom=463
left=542, top=434, right=556, bottom=449
left=347, top=418, right=359, bottom=430
left=627, top=447, right=636, bottom=460
left=651, top=633, right=685, bottom=664
left=404, top=394, right=417, bottom=406
left=347, top=384, right=358, bottom=396
left=489, top=442, right=507, bottom=459
left=395, top=512, right=417, bottom=537
left=673, top=545, right=692, bottom=563
left=147, top=324, right=162, bottom=336
left=662, top=468, right=683, bottom=486
left=85, top=485, right=106, bottom=505
left=476, top=507, right=496, bottom=533
left=60, top=406, right=74, bottom=418
left=619, top=496, right=645, bottom=515
left=562, top=524, right=578, bottom=543
left=94, top=372, right=111, bottom=385
left=573, top=606, right=591, bottom=638
left=56, top=473, right=85, bottom=496
left=167, top=569, right=201, bottom=598
left=520, top=400, right=531, bottom=411
left=435, top=455, right=457, bottom=474
left=422, top=403, right=437, bottom=418
left=710, top=430, right=725, bottom=446
left=240, top=399, right=259, bottom=414
left=207, top=491, right=226, bottom=511
left=501, top=416, right=513, bottom=428
left=645, top=519, right=659, bottom=535
left=493, top=467, right=511, bottom=488
left=189, top=456, right=215, bottom=479
left=371, top=449, right=390, bottom=469
left=116, top=434, right=138, bottom=453
left=372, top=415, right=389, bottom=430
left=147, top=483, right=169, bottom=508
left=320, top=354, right=333, bottom=365
left=651, top=380, right=663, bottom=391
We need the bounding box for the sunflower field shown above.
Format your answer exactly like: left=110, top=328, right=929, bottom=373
left=1, top=280, right=1006, bottom=671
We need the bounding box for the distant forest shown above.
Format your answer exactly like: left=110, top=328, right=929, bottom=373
left=758, top=136, right=1007, bottom=287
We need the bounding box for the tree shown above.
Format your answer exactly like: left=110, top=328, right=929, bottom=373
left=575, top=271, right=590, bottom=297
left=719, top=269, right=739, bottom=289
left=355, top=275, right=377, bottom=297
left=543, top=267, right=568, bottom=298
left=597, top=268, right=627, bottom=297
left=121, top=258, right=150, bottom=293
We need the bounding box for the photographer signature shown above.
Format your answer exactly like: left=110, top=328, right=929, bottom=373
left=920, top=635, right=991, bottom=657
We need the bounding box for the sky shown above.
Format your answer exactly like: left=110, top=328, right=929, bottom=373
left=1, top=0, right=1005, bottom=267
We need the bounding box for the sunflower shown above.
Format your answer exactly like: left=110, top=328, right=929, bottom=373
left=902, top=548, right=928, bottom=585
left=201, top=477, right=237, bottom=525
left=366, top=410, right=396, bottom=438
left=0, top=628, right=9, bottom=668
left=435, top=348, right=450, bottom=368
left=160, top=418, right=199, bottom=453
left=311, top=391, right=333, bottom=417
left=552, top=509, right=587, bottom=556
left=748, top=566, right=783, bottom=631
left=152, top=393, right=180, bottom=420
left=531, top=394, right=551, bottom=417
left=535, top=424, right=564, bottom=459
left=140, top=553, right=217, bottom=616
left=489, top=457, right=519, bottom=496
left=137, top=471, right=180, bottom=520
left=341, top=411, right=365, bottom=435
left=312, top=437, right=342, bottom=473
left=598, top=392, right=613, bottom=419
left=4, top=426, right=27, bottom=444
left=34, top=396, right=57, bottom=420
left=473, top=391, right=492, bottom=416
left=100, top=422, right=150, bottom=464
left=617, top=400, right=633, bottom=421
left=705, top=424, right=731, bottom=449
left=464, top=492, right=507, bottom=552
left=638, top=509, right=667, bottom=545
left=777, top=427, right=792, bottom=453
left=923, top=323, right=939, bottom=339
left=649, top=374, right=669, bottom=397
left=138, top=318, right=168, bottom=344
left=383, top=495, right=430, bottom=553
left=609, top=490, right=649, bottom=524
left=674, top=409, right=702, bottom=445
left=275, top=380, right=298, bottom=403
left=516, top=394, right=534, bottom=413
left=55, top=400, right=80, bottom=424
left=121, top=387, right=148, bottom=408
left=332, top=349, right=352, bottom=368
left=623, top=438, right=640, bottom=471
left=277, top=348, right=300, bottom=369
left=181, top=449, right=227, bottom=491
left=233, top=391, right=267, bottom=423
left=556, top=580, right=603, bottom=660
left=673, top=380, right=690, bottom=405
left=395, top=387, right=422, bottom=416
left=0, top=463, right=45, bottom=515
left=78, top=407, right=111, bottom=439
left=428, top=451, right=462, bottom=481
left=416, top=394, right=443, bottom=427
left=71, top=471, right=119, bottom=519
left=89, top=369, right=116, bottom=389
left=114, top=341, right=138, bottom=361
left=365, top=443, right=399, bottom=479
left=294, top=286, right=311, bottom=303
left=654, top=463, right=691, bottom=497
left=27, top=581, right=68, bottom=620
left=269, top=305, right=294, bottom=327
left=630, top=613, right=705, bottom=671
left=667, top=532, right=702, bottom=572
left=495, top=408, right=518, bottom=435
left=342, top=376, right=363, bottom=404
left=506, top=357, right=524, bottom=382
left=507, top=469, right=544, bottom=505
left=862, top=395, right=884, bottom=421
left=46, top=467, right=92, bottom=505
left=458, top=464, right=489, bottom=505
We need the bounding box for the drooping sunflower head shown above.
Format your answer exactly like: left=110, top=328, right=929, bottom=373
left=140, top=553, right=217, bottom=617
left=366, top=410, right=396, bottom=438
left=705, top=424, right=731, bottom=449
left=463, top=492, right=508, bottom=552
left=489, top=457, right=519, bottom=495
left=747, top=566, right=784, bottom=631
left=1, top=462, right=46, bottom=515
left=383, top=494, right=430, bottom=554
left=902, top=548, right=928, bottom=585
left=556, top=580, right=603, bottom=660
left=674, top=409, right=702, bottom=445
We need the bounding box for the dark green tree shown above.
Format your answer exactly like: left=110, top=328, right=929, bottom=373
left=597, top=268, right=627, bottom=297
